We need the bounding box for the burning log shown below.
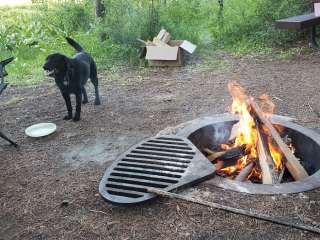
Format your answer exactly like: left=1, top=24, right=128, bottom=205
left=204, top=145, right=247, bottom=162
left=214, top=161, right=225, bottom=171
left=276, top=135, right=293, bottom=184
left=277, top=164, right=285, bottom=184
left=235, top=161, right=255, bottom=181
left=204, top=145, right=248, bottom=172
left=255, top=121, right=280, bottom=184
left=248, top=98, right=309, bottom=181
left=229, top=122, right=239, bottom=141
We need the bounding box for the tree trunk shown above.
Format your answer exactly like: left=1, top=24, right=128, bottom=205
left=96, top=0, right=105, bottom=18
left=96, top=0, right=106, bottom=42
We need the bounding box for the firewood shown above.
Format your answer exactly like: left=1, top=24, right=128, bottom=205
left=214, top=161, right=225, bottom=171
left=146, top=40, right=155, bottom=46
left=137, top=38, right=147, bottom=45
left=137, top=39, right=155, bottom=46
left=277, top=164, right=285, bottom=184
left=276, top=136, right=290, bottom=184
left=255, top=120, right=279, bottom=184
left=152, top=37, right=170, bottom=47
left=248, top=98, right=309, bottom=181
left=229, top=122, right=239, bottom=141
left=214, top=159, right=241, bottom=171
left=204, top=144, right=247, bottom=162
left=156, top=29, right=167, bottom=40
left=147, top=187, right=320, bottom=235
left=205, top=145, right=248, bottom=171
left=161, top=32, right=171, bottom=43
left=235, top=162, right=255, bottom=181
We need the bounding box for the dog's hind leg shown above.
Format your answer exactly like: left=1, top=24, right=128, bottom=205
left=73, top=94, right=82, bottom=121
left=82, top=86, right=88, bottom=104
left=62, top=93, right=72, bottom=120
left=90, top=62, right=101, bottom=105
left=92, top=78, right=101, bottom=105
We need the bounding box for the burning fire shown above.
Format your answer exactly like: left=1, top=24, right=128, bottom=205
left=268, top=141, right=282, bottom=171
left=216, top=81, right=286, bottom=182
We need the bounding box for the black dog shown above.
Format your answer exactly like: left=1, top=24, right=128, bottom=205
left=0, top=57, right=14, bottom=94
left=43, top=37, right=101, bottom=121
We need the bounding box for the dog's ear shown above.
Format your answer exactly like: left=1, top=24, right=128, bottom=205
left=1, top=57, right=14, bottom=66
left=63, top=56, right=71, bottom=71
left=64, top=56, right=70, bottom=68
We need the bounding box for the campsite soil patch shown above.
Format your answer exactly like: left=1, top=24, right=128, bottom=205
left=1, top=52, right=320, bottom=240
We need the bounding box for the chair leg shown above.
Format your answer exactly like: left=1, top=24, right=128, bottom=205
left=0, top=130, right=18, bottom=147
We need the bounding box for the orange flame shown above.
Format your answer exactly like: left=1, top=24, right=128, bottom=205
left=217, top=81, right=286, bottom=181
left=228, top=81, right=257, bottom=168
left=268, top=141, right=282, bottom=171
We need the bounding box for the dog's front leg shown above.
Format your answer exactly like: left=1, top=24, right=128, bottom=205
left=62, top=93, right=72, bottom=120
left=73, top=94, right=82, bottom=121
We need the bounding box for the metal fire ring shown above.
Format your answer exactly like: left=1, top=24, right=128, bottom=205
left=170, top=113, right=320, bottom=195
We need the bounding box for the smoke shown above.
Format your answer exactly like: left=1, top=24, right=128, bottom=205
left=228, top=81, right=248, bottom=102
left=258, top=93, right=275, bottom=116
left=213, top=122, right=232, bottom=144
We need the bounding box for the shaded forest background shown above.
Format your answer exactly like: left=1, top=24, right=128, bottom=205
left=0, top=0, right=314, bottom=85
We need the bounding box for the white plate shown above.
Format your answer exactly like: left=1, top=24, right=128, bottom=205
left=25, top=123, right=57, bottom=138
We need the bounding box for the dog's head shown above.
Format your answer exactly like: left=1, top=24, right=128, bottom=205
left=43, top=53, right=69, bottom=78
left=0, top=57, right=14, bottom=79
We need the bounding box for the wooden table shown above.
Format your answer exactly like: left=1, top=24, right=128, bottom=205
left=275, top=13, right=320, bottom=48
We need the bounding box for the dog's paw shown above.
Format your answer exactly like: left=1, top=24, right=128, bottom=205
left=63, top=115, right=72, bottom=120
left=94, top=99, right=101, bottom=105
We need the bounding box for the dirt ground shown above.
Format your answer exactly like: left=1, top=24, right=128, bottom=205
left=1, top=52, right=320, bottom=240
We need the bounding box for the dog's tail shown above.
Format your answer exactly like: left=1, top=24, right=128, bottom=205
left=1, top=57, right=14, bottom=66
left=66, top=37, right=84, bottom=52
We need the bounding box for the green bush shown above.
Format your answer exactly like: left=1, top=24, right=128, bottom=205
left=219, top=0, right=305, bottom=47
left=100, top=0, right=150, bottom=45
left=157, top=0, right=307, bottom=50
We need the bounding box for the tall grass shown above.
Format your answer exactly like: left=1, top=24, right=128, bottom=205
left=0, top=0, right=310, bottom=85
left=157, top=0, right=308, bottom=51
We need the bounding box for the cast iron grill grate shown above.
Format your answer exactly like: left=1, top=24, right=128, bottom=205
left=99, top=135, right=215, bottom=204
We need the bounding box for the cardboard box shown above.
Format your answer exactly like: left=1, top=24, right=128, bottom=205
left=146, top=46, right=179, bottom=60
left=145, top=39, right=197, bottom=67
left=148, top=48, right=184, bottom=67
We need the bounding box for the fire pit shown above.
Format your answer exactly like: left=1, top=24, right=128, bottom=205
left=173, top=113, right=320, bottom=194
left=100, top=81, right=320, bottom=205
left=169, top=81, right=320, bottom=194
